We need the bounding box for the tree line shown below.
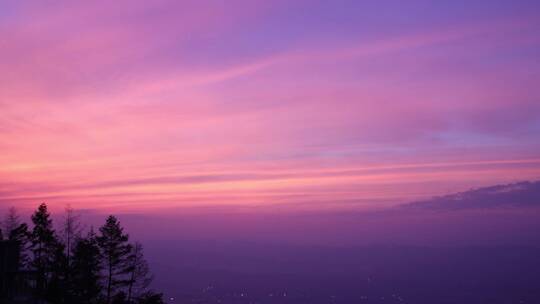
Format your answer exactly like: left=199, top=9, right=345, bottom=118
left=0, top=203, right=164, bottom=304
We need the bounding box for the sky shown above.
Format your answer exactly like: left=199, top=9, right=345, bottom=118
left=1, top=0, right=540, bottom=214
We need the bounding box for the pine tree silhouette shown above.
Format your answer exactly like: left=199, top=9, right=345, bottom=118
left=127, top=242, right=153, bottom=303
left=1, top=204, right=165, bottom=304
left=30, top=203, right=62, bottom=299
left=98, top=216, right=133, bottom=304
left=71, top=229, right=103, bottom=304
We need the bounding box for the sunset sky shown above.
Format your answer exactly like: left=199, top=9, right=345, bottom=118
left=1, top=0, right=540, bottom=213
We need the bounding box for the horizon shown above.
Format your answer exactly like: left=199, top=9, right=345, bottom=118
left=3, top=180, right=540, bottom=248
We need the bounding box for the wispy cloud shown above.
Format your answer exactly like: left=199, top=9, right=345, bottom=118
left=1, top=1, right=539, bottom=212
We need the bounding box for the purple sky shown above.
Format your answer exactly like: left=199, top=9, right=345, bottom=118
left=1, top=0, right=540, bottom=214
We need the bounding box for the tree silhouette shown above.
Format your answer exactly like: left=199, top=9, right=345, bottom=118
left=127, top=242, right=153, bottom=303
left=71, top=229, right=103, bottom=304
left=46, top=241, right=68, bottom=303
left=1, top=204, right=164, bottom=304
left=61, top=204, right=83, bottom=292
left=30, top=203, right=62, bottom=298
left=98, top=216, right=133, bottom=304
left=3, top=207, right=31, bottom=269
left=9, top=222, right=31, bottom=269
left=62, top=205, right=82, bottom=266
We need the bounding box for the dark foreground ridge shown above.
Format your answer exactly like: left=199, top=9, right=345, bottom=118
left=0, top=203, right=164, bottom=304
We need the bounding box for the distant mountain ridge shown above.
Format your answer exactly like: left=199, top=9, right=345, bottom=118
left=403, top=181, right=540, bottom=210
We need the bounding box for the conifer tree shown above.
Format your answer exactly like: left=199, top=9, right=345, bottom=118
left=71, top=230, right=103, bottom=304
left=47, top=241, right=68, bottom=303
left=98, top=216, right=133, bottom=304
left=3, top=207, right=31, bottom=269
left=30, top=203, right=62, bottom=298
left=4, top=207, right=31, bottom=259
left=3, top=205, right=163, bottom=304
